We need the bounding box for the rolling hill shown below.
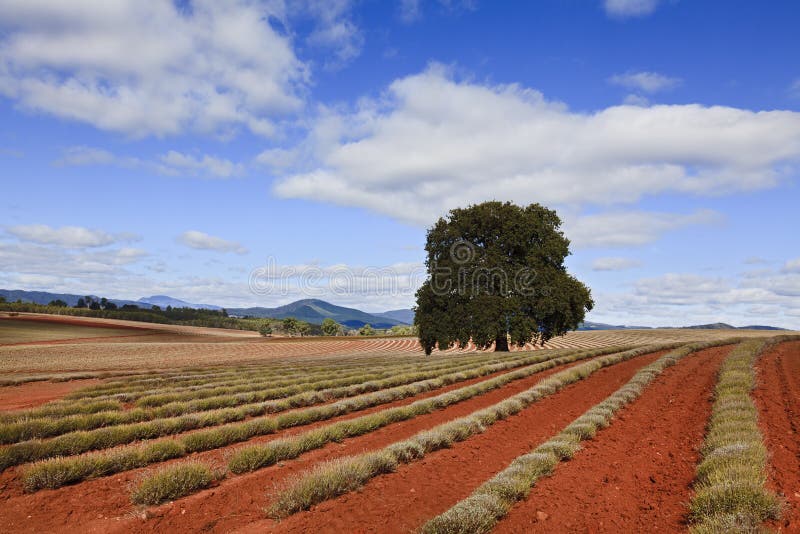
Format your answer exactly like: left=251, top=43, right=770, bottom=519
left=228, top=299, right=407, bottom=329
left=373, top=309, right=416, bottom=325
left=1, top=289, right=788, bottom=331
left=138, top=295, right=221, bottom=310
left=0, top=289, right=144, bottom=308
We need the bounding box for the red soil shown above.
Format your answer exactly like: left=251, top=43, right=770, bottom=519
left=0, top=351, right=648, bottom=533
left=0, top=356, right=577, bottom=532
left=234, top=350, right=672, bottom=533
left=492, top=343, right=731, bottom=533
left=754, top=340, right=800, bottom=531
left=0, top=379, right=102, bottom=411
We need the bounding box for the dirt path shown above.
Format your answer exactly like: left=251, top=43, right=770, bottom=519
left=489, top=344, right=730, bottom=533
left=231, top=350, right=672, bottom=533
left=754, top=340, right=800, bottom=531
left=0, top=379, right=102, bottom=411
left=0, top=353, right=604, bottom=533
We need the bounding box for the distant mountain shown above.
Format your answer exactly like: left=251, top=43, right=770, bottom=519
left=0, top=289, right=224, bottom=311
left=374, top=309, right=415, bottom=325
left=229, top=299, right=405, bottom=329
left=138, top=295, right=221, bottom=310
left=3, top=289, right=789, bottom=331
left=681, top=322, right=736, bottom=330
left=680, top=322, right=787, bottom=331
left=0, top=289, right=143, bottom=308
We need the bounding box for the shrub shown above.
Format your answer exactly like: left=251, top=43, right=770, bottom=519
left=688, top=338, right=788, bottom=532
left=130, top=462, right=217, bottom=505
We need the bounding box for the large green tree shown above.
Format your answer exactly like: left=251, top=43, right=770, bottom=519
left=415, top=201, right=593, bottom=355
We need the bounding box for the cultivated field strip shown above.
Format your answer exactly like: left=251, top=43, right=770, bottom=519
left=752, top=339, right=800, bottom=530
left=86, top=364, right=458, bottom=406
left=17, top=345, right=639, bottom=491
left=95, top=351, right=556, bottom=405
left=121, top=345, right=653, bottom=510
left=417, top=340, right=731, bottom=533
left=0, top=349, right=538, bottom=422
left=0, top=327, right=778, bottom=373
left=244, top=343, right=684, bottom=518
left=688, top=337, right=791, bottom=532
left=0, top=348, right=617, bottom=444
left=2, top=330, right=796, bottom=533
left=225, top=345, right=663, bottom=476
left=58, top=348, right=553, bottom=398
left=487, top=345, right=732, bottom=533
left=63, top=352, right=494, bottom=399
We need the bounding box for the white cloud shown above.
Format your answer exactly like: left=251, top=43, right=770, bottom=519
left=566, top=210, right=721, bottom=248
left=0, top=1, right=306, bottom=138
left=591, top=257, right=642, bottom=271
left=178, top=231, right=248, bottom=254
left=609, top=71, right=682, bottom=93
left=297, top=0, right=363, bottom=69
left=255, top=147, right=301, bottom=170
left=247, top=258, right=425, bottom=309
left=633, top=273, right=728, bottom=304
left=603, top=0, right=660, bottom=18
left=57, top=146, right=245, bottom=178
left=782, top=258, right=800, bottom=273
left=160, top=151, right=245, bottom=178
left=622, top=93, right=649, bottom=106
left=108, top=248, right=148, bottom=265
left=55, top=146, right=116, bottom=166
left=0, top=240, right=257, bottom=307
left=592, top=269, right=800, bottom=329
left=6, top=224, right=138, bottom=248
left=0, top=241, right=148, bottom=286
left=274, top=65, right=800, bottom=228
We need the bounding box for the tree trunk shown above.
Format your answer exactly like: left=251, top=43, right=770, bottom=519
left=494, top=334, right=509, bottom=352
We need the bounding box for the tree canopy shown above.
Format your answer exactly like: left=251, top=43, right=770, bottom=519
left=358, top=323, right=375, bottom=336
left=282, top=317, right=300, bottom=335
left=414, top=201, right=593, bottom=354
left=321, top=318, right=343, bottom=336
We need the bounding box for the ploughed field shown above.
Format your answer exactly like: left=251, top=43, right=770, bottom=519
left=0, top=316, right=797, bottom=533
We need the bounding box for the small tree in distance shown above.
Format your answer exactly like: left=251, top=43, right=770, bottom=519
left=321, top=318, right=343, bottom=336
left=358, top=324, right=375, bottom=336
left=415, top=201, right=593, bottom=355
left=259, top=323, right=273, bottom=337
left=282, top=317, right=299, bottom=336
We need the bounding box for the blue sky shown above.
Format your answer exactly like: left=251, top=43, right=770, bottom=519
left=2, top=0, right=799, bottom=328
